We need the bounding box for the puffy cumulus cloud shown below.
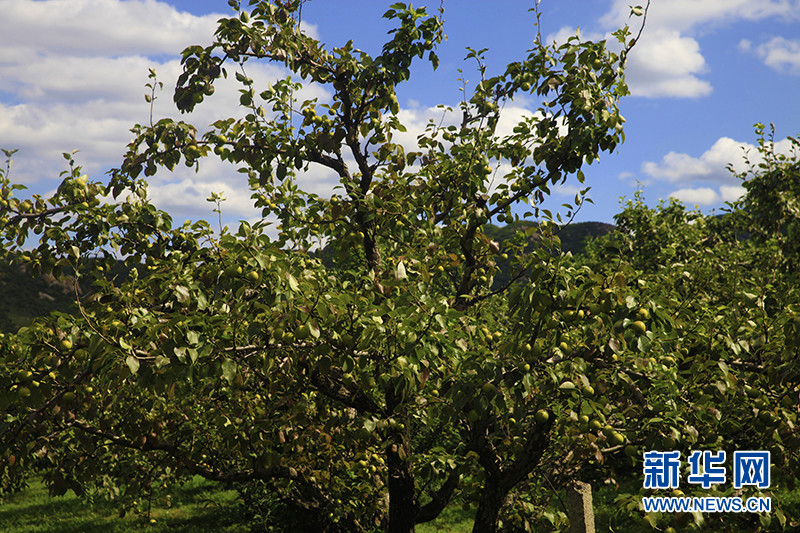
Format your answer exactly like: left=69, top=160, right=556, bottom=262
left=393, top=104, right=457, bottom=152
left=598, top=0, right=800, bottom=98
left=0, top=97, right=151, bottom=184
left=0, top=55, right=181, bottom=104
left=600, top=0, right=799, bottom=34
left=0, top=0, right=220, bottom=56
left=0, top=0, right=325, bottom=222
left=647, top=134, right=796, bottom=211
left=0, top=0, right=316, bottom=57
left=642, top=135, right=798, bottom=186
left=0, top=54, right=184, bottom=158
left=392, top=99, right=541, bottom=155
left=668, top=187, right=720, bottom=205
left=0, top=0, right=224, bottom=190
left=148, top=178, right=257, bottom=221
left=744, top=37, right=800, bottom=74
left=641, top=137, right=755, bottom=183
left=0, top=54, right=225, bottom=186
left=720, top=185, right=746, bottom=202
left=543, top=15, right=710, bottom=99
left=623, top=29, right=712, bottom=98
left=544, top=26, right=605, bottom=47
left=547, top=25, right=711, bottom=98
left=668, top=184, right=745, bottom=206
left=138, top=146, right=342, bottom=229
left=553, top=183, right=583, bottom=197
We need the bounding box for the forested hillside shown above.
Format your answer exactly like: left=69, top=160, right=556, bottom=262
left=0, top=262, right=79, bottom=333
left=0, top=221, right=615, bottom=333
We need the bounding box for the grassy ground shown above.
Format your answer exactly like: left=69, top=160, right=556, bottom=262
left=0, top=478, right=477, bottom=532
left=0, top=477, right=247, bottom=533
left=2, top=476, right=797, bottom=532
left=416, top=505, right=474, bottom=533
left=0, top=477, right=476, bottom=533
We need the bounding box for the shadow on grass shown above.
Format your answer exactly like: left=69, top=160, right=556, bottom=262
left=0, top=478, right=248, bottom=533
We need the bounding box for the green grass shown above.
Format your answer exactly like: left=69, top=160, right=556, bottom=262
left=0, top=478, right=477, bottom=532
left=3, top=476, right=799, bottom=532
left=0, top=477, right=247, bottom=533
left=417, top=505, right=474, bottom=533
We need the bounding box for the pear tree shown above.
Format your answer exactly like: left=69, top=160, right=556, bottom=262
left=0, top=2, right=684, bottom=531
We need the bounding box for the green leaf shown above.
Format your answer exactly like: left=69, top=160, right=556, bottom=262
left=776, top=509, right=786, bottom=528
left=222, top=359, right=237, bottom=384
left=125, top=355, right=140, bottom=374
left=186, top=330, right=200, bottom=345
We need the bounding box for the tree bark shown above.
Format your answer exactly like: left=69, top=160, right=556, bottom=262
left=386, top=395, right=418, bottom=533
left=472, top=475, right=507, bottom=533
left=470, top=416, right=553, bottom=533
left=386, top=437, right=417, bottom=532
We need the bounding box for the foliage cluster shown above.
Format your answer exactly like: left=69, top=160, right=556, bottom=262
left=1, top=2, right=799, bottom=532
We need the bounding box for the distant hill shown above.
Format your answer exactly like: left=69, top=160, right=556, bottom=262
left=484, top=220, right=616, bottom=255
left=0, top=220, right=616, bottom=333
left=0, top=261, right=81, bottom=333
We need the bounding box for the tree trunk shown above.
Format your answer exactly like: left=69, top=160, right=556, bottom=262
left=472, top=475, right=506, bottom=533
left=386, top=439, right=417, bottom=533
left=470, top=416, right=554, bottom=533
left=385, top=399, right=417, bottom=533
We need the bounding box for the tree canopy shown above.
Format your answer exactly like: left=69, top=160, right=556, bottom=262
left=1, top=2, right=799, bottom=532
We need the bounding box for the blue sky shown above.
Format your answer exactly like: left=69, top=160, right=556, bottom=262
left=1, top=0, right=799, bottom=227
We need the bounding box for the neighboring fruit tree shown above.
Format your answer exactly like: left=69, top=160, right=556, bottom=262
left=1, top=1, right=798, bottom=532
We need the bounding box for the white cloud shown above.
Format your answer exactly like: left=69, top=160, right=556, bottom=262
left=641, top=137, right=755, bottom=183
left=648, top=134, right=795, bottom=211
left=0, top=0, right=220, bottom=57
left=545, top=26, right=605, bottom=47
left=601, top=0, right=800, bottom=34
left=544, top=24, right=713, bottom=99
left=1, top=55, right=167, bottom=103
left=720, top=185, right=746, bottom=202
left=624, top=29, right=712, bottom=98
left=642, top=135, right=798, bottom=186
left=554, top=184, right=582, bottom=197
left=598, top=0, right=800, bottom=98
left=0, top=0, right=224, bottom=193
left=0, top=0, right=327, bottom=223
left=669, top=187, right=719, bottom=205
left=392, top=99, right=543, bottom=156
left=750, top=37, right=800, bottom=74
left=668, top=184, right=746, bottom=206
left=0, top=0, right=316, bottom=57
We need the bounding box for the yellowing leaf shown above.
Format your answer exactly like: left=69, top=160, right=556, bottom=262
left=396, top=260, right=407, bottom=280
left=125, top=355, right=140, bottom=374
